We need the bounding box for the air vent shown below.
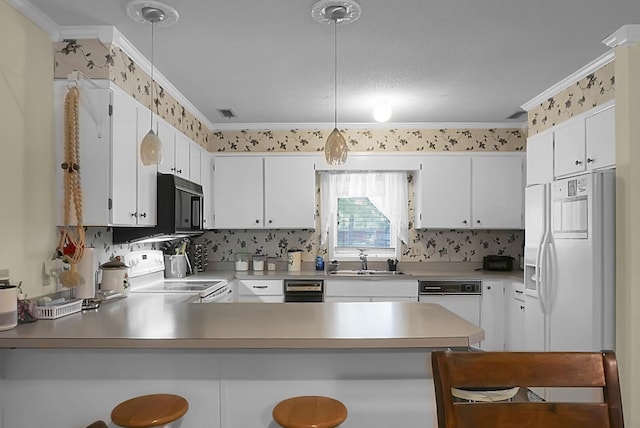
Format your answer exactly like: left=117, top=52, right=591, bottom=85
left=507, top=110, right=527, bottom=120
left=217, top=108, right=236, bottom=119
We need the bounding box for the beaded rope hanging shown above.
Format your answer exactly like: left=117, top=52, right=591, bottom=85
left=57, top=86, right=86, bottom=287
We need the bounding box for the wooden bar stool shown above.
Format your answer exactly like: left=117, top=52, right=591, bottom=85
left=273, top=395, right=347, bottom=428
left=111, top=394, right=189, bottom=428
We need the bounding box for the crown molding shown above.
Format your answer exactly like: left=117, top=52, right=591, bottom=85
left=521, top=50, right=614, bottom=111
left=211, top=121, right=527, bottom=132
left=602, top=24, right=640, bottom=48
left=6, top=0, right=60, bottom=39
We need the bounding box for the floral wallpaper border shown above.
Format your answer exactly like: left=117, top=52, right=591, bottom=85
left=527, top=61, right=615, bottom=136
left=210, top=128, right=526, bottom=153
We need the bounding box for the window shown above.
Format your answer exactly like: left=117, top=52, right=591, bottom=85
left=320, top=172, right=408, bottom=261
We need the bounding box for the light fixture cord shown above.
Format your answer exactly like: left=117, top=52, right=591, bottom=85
left=150, top=19, right=155, bottom=130
left=333, top=18, right=338, bottom=128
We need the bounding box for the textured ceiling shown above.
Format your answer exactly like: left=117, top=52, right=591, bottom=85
left=25, top=0, right=640, bottom=127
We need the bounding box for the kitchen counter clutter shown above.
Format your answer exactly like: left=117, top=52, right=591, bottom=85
left=0, top=296, right=483, bottom=349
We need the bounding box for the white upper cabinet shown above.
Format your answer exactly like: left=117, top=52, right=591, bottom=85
left=415, top=154, right=524, bottom=229
left=200, top=151, right=214, bottom=229
left=526, top=130, right=554, bottom=185
left=156, top=117, right=195, bottom=180
left=213, top=155, right=316, bottom=229
left=585, top=104, right=615, bottom=171
left=553, top=101, right=615, bottom=178
left=173, top=131, right=190, bottom=179
left=264, top=156, right=316, bottom=229
left=472, top=155, right=524, bottom=229
left=55, top=81, right=157, bottom=227
left=156, top=117, right=176, bottom=175
left=213, top=156, right=264, bottom=228
left=554, top=118, right=586, bottom=177
left=415, top=156, right=471, bottom=229
left=189, top=143, right=202, bottom=184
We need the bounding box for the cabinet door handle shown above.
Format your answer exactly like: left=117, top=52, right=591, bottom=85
left=177, top=169, right=183, bottom=174
left=487, top=286, right=491, bottom=290
left=462, top=220, right=468, bottom=224
left=252, top=285, right=268, bottom=289
left=139, top=212, right=147, bottom=218
left=476, top=220, right=481, bottom=224
left=520, top=305, right=525, bottom=310
left=255, top=219, right=260, bottom=224
left=587, top=157, right=595, bottom=163
left=131, top=212, right=137, bottom=218
left=575, top=160, right=583, bottom=165
left=515, top=290, right=524, bottom=294
left=268, top=220, right=273, bottom=224
left=170, top=167, right=176, bottom=171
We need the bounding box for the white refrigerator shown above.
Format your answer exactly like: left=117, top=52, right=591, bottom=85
left=524, top=170, right=615, bottom=401
left=524, top=170, right=616, bottom=399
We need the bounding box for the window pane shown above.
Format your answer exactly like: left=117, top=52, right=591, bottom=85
left=337, top=197, right=391, bottom=248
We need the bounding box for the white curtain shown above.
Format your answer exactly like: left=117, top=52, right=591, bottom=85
left=320, top=172, right=409, bottom=246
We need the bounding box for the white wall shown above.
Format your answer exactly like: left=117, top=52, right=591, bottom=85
left=614, top=40, right=640, bottom=427
left=0, top=0, right=57, bottom=298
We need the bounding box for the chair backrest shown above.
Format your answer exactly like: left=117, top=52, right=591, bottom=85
left=431, top=350, right=624, bottom=428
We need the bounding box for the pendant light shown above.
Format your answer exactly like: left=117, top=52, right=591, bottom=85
left=127, top=1, right=179, bottom=166
left=312, top=0, right=362, bottom=166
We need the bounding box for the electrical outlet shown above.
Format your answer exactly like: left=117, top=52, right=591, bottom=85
left=43, top=260, right=64, bottom=286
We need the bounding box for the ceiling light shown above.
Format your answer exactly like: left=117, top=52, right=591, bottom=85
left=128, top=1, right=179, bottom=166
left=312, top=0, right=362, bottom=166
left=373, top=104, right=392, bottom=123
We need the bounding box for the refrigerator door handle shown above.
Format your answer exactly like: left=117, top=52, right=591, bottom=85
left=538, top=234, right=549, bottom=315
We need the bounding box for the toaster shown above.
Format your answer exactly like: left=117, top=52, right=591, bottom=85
left=482, top=255, right=514, bottom=271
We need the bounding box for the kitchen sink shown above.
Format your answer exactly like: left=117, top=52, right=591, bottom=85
left=328, top=269, right=408, bottom=276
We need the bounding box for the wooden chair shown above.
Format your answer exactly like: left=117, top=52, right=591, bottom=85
left=431, top=350, right=624, bottom=428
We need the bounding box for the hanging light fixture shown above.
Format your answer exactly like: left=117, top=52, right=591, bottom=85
left=127, top=0, right=179, bottom=166
left=312, top=0, right=362, bottom=166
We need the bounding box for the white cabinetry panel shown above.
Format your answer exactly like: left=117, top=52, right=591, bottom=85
left=55, top=81, right=157, bottom=227
left=479, top=280, right=505, bottom=351
left=213, top=156, right=264, bottom=228
left=415, top=156, right=471, bottom=229
left=506, top=282, right=526, bottom=351
left=264, top=156, right=316, bottom=228
left=213, top=155, right=317, bottom=229
left=415, top=154, right=524, bottom=229
left=325, top=279, right=418, bottom=302
left=472, top=155, right=524, bottom=229
left=554, top=118, right=585, bottom=177
left=585, top=105, right=615, bottom=171
left=526, top=131, right=554, bottom=185
left=200, top=151, right=214, bottom=229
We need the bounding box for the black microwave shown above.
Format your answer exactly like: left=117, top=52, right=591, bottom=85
left=113, top=173, right=204, bottom=244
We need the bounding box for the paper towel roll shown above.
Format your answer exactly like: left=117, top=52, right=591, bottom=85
left=75, top=248, right=98, bottom=299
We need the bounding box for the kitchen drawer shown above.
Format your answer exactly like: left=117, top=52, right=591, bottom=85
left=237, top=279, right=283, bottom=296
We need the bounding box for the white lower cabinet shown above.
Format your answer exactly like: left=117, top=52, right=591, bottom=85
left=236, top=279, right=284, bottom=302
left=506, top=281, right=526, bottom=351
left=479, top=280, right=506, bottom=351
left=324, top=279, right=418, bottom=302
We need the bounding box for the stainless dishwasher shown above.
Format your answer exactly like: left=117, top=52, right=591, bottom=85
left=284, top=280, right=324, bottom=302
left=418, top=280, right=482, bottom=325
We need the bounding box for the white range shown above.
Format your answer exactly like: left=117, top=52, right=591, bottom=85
left=124, top=250, right=231, bottom=303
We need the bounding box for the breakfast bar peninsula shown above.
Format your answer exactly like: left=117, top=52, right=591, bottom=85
left=0, top=296, right=483, bottom=427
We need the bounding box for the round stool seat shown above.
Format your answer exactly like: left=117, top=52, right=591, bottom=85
left=273, top=395, right=347, bottom=428
left=111, top=394, right=189, bottom=428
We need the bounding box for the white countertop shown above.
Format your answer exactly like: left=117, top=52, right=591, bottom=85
left=0, top=296, right=484, bottom=349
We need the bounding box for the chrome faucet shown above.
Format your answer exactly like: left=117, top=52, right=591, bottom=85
left=359, top=249, right=368, bottom=271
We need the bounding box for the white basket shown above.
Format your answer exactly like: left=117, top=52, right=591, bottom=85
left=36, top=299, right=83, bottom=319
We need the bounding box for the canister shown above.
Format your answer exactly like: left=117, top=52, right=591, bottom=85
left=0, top=285, right=18, bottom=331
left=267, top=257, right=278, bottom=271
left=287, top=249, right=302, bottom=272
left=252, top=255, right=266, bottom=271
left=235, top=253, right=250, bottom=271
